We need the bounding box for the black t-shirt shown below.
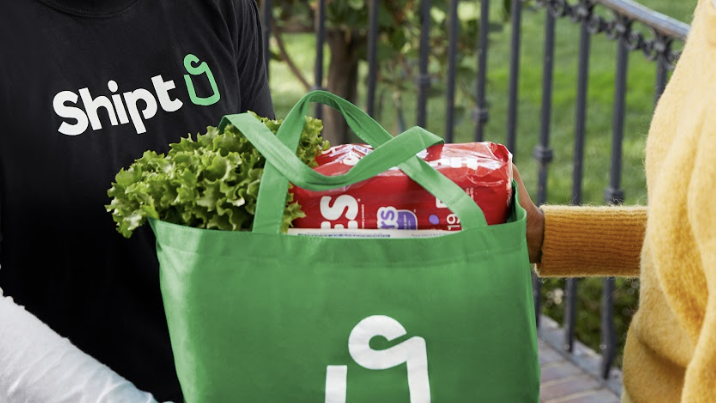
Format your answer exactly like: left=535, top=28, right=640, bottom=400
left=0, top=0, right=273, bottom=401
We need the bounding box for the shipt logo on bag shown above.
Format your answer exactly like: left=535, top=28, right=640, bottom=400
left=53, top=54, right=220, bottom=136
left=325, top=315, right=431, bottom=403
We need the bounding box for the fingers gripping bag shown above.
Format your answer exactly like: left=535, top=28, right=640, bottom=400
left=291, top=142, right=513, bottom=232
left=149, top=91, right=540, bottom=403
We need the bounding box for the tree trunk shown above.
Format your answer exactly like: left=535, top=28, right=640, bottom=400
left=323, top=30, right=362, bottom=145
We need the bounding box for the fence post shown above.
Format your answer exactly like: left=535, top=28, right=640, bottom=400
left=416, top=0, right=432, bottom=129
left=366, top=0, right=380, bottom=118
left=445, top=0, right=460, bottom=142
left=507, top=0, right=524, bottom=156
left=313, top=0, right=327, bottom=118
left=473, top=0, right=491, bottom=141
left=261, top=0, right=272, bottom=81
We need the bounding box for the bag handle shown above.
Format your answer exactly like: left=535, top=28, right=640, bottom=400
left=219, top=115, right=443, bottom=191
left=219, top=91, right=488, bottom=234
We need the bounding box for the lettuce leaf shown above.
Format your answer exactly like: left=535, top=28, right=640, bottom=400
left=106, top=113, right=329, bottom=238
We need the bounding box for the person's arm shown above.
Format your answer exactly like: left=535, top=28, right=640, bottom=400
left=0, top=288, right=170, bottom=403
left=235, top=0, right=274, bottom=119
left=537, top=205, right=646, bottom=277
left=514, top=165, right=646, bottom=278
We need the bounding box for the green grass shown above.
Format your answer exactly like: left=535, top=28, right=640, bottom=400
left=268, top=0, right=697, bottom=367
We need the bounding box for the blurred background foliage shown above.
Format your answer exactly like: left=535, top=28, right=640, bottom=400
left=269, top=0, right=510, bottom=143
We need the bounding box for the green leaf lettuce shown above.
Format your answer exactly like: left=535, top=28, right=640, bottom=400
left=106, top=113, right=329, bottom=238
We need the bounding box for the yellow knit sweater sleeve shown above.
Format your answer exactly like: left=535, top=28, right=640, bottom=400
left=681, top=104, right=716, bottom=402
left=536, top=205, right=647, bottom=278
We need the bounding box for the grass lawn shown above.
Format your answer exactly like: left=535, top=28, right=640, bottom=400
left=267, top=0, right=697, bottom=367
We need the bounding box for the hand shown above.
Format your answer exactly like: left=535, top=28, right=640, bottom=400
left=512, top=164, right=545, bottom=264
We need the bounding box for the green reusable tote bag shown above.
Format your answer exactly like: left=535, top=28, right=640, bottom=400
left=150, top=91, right=539, bottom=403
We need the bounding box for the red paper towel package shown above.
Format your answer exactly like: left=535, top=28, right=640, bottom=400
left=290, top=142, right=513, bottom=231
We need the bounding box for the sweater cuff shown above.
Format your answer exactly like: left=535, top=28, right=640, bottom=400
left=536, top=205, right=647, bottom=278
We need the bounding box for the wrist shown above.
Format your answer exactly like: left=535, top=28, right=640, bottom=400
left=527, top=207, right=545, bottom=264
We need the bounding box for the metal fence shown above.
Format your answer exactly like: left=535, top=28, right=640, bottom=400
left=260, top=0, right=689, bottom=380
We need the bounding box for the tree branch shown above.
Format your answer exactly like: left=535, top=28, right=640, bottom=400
left=271, top=21, right=312, bottom=91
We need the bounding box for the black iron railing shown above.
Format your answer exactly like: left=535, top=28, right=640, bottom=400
left=260, top=0, right=689, bottom=381
left=525, top=0, right=688, bottom=379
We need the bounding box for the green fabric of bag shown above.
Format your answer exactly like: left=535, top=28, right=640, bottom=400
left=150, top=91, right=539, bottom=403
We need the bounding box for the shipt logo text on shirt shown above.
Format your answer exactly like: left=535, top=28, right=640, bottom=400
left=53, top=54, right=220, bottom=136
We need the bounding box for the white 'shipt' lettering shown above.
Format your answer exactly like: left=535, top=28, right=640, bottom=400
left=54, top=76, right=182, bottom=136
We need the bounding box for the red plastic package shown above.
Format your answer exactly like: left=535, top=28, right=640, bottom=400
left=290, top=142, right=513, bottom=231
